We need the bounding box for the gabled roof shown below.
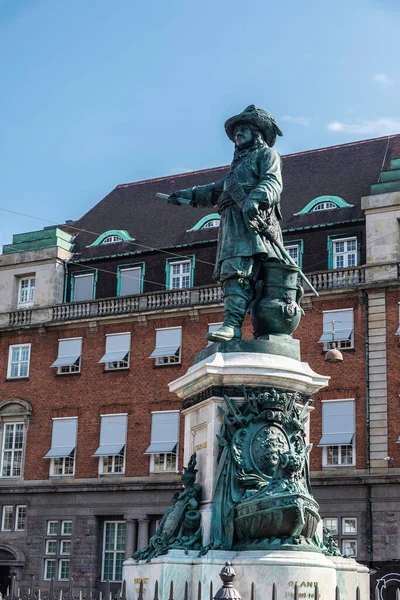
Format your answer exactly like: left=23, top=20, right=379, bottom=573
left=71, top=134, right=400, bottom=260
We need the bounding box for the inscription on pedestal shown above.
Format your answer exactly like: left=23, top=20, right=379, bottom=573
left=194, top=441, right=207, bottom=451
left=286, top=581, right=321, bottom=599
left=134, top=578, right=148, bottom=594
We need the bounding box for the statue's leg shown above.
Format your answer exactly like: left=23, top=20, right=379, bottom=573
left=206, top=257, right=255, bottom=342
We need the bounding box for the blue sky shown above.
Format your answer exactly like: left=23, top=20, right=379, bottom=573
left=1, top=0, right=399, bottom=249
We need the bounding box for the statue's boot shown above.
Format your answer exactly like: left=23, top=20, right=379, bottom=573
left=205, top=279, right=252, bottom=342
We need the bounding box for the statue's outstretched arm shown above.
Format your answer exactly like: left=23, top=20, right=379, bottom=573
left=167, top=178, right=225, bottom=208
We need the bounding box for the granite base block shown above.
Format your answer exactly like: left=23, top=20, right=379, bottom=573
left=123, top=550, right=369, bottom=600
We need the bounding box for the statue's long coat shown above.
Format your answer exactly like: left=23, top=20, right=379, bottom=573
left=190, top=145, right=283, bottom=279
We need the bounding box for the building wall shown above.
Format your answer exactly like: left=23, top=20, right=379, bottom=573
left=385, top=289, right=400, bottom=465
left=284, top=221, right=366, bottom=273
left=67, top=243, right=217, bottom=301
left=296, top=293, right=367, bottom=472
left=0, top=247, right=69, bottom=313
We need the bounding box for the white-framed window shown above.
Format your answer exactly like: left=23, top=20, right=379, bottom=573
left=146, top=411, right=179, bottom=473
left=168, top=260, right=192, bottom=289
left=149, top=327, right=182, bottom=366
left=46, top=540, right=57, bottom=555
left=102, top=521, right=126, bottom=582
left=51, top=338, right=82, bottom=375
left=47, top=520, right=58, bottom=535
left=52, top=455, right=75, bottom=477
left=312, top=201, right=337, bottom=211
left=118, top=266, right=142, bottom=296
left=18, top=277, right=35, bottom=308
left=1, top=422, right=24, bottom=477
left=318, top=399, right=355, bottom=467
left=44, top=418, right=78, bottom=477
left=99, top=334, right=131, bottom=371
left=44, top=521, right=74, bottom=581
left=203, top=219, right=220, bottom=229
left=319, top=309, right=354, bottom=350
left=44, top=559, right=56, bottom=580
left=15, top=505, right=26, bottom=531
left=342, top=517, right=357, bottom=534
left=152, top=453, right=177, bottom=472
left=332, top=237, right=357, bottom=269
left=7, top=344, right=31, bottom=379
left=323, top=517, right=338, bottom=535
left=72, top=273, right=95, bottom=302
left=94, top=414, right=128, bottom=475
left=102, top=235, right=123, bottom=244
left=60, top=540, right=71, bottom=555
left=61, top=521, right=72, bottom=535
left=284, top=244, right=300, bottom=266
left=342, top=539, right=357, bottom=558
left=1, top=506, right=13, bottom=531
left=322, top=514, right=358, bottom=556
left=58, top=559, right=70, bottom=581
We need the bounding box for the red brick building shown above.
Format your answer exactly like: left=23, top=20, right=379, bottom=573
left=1, top=134, right=400, bottom=597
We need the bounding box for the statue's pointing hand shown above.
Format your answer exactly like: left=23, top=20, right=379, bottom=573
left=166, top=188, right=193, bottom=206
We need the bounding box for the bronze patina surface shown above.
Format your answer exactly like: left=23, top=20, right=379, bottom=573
left=164, top=105, right=297, bottom=343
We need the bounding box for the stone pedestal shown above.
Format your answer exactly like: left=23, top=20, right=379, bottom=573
left=169, top=344, right=329, bottom=545
left=123, top=343, right=369, bottom=599
left=123, top=549, right=369, bottom=600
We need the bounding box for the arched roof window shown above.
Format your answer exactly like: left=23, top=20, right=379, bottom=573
left=187, top=214, right=221, bottom=232
left=88, top=230, right=135, bottom=247
left=295, top=196, right=353, bottom=215
left=102, top=235, right=123, bottom=244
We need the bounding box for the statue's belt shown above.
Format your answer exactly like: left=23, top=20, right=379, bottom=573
left=217, top=184, right=254, bottom=213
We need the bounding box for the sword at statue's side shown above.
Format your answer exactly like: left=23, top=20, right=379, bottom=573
left=270, top=237, right=319, bottom=297
left=254, top=215, right=319, bottom=297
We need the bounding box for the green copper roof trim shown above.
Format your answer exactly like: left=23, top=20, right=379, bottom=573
left=282, top=218, right=364, bottom=234
left=69, top=239, right=218, bottom=263
left=70, top=220, right=363, bottom=264
left=295, top=196, right=353, bottom=215
left=3, top=227, right=74, bottom=254
left=371, top=180, right=400, bottom=195
left=187, top=214, right=221, bottom=232
left=88, top=230, right=135, bottom=247
left=391, top=158, right=400, bottom=170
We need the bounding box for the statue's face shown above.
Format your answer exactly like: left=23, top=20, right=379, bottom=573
left=234, top=124, right=253, bottom=148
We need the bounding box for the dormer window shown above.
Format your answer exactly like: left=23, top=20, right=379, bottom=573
left=295, top=196, right=353, bottom=215
left=187, top=214, right=221, bottom=231
left=102, top=235, right=123, bottom=244
left=88, top=230, right=134, bottom=247
left=312, top=201, right=337, bottom=212
left=203, top=219, right=220, bottom=229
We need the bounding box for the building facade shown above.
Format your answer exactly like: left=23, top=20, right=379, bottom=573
left=0, top=135, right=400, bottom=597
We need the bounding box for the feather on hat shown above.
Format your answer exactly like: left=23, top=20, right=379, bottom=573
left=225, top=105, right=283, bottom=147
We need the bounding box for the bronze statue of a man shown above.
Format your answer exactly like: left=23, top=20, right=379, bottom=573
left=166, top=105, right=284, bottom=343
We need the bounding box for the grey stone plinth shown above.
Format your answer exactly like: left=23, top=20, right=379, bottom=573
left=169, top=349, right=330, bottom=399
left=123, top=549, right=369, bottom=600
left=195, top=336, right=300, bottom=363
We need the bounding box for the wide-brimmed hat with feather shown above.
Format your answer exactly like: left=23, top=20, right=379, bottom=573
left=225, top=105, right=283, bottom=147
